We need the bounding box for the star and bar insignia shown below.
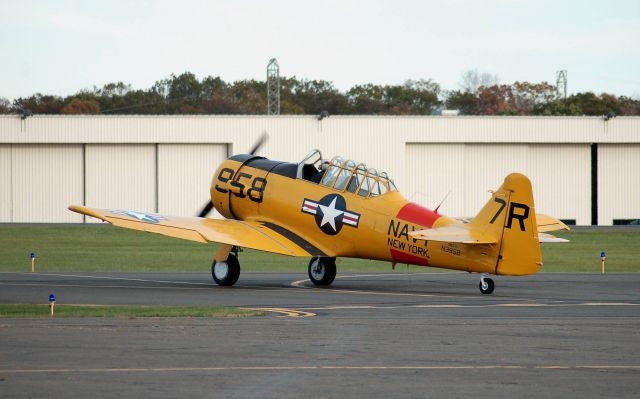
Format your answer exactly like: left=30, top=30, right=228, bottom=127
left=302, top=194, right=360, bottom=235
left=110, top=210, right=167, bottom=224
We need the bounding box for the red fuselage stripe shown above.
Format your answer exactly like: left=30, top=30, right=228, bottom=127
left=396, top=202, right=440, bottom=229
left=389, top=202, right=440, bottom=265
left=390, top=248, right=429, bottom=266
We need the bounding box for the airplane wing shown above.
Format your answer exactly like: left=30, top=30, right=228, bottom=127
left=68, top=205, right=329, bottom=257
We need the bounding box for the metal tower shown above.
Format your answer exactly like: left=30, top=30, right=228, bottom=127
left=267, top=58, right=280, bottom=115
left=556, top=70, right=567, bottom=99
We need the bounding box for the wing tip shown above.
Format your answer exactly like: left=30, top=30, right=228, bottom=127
left=67, top=204, right=106, bottom=221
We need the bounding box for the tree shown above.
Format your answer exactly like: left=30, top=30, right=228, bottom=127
left=61, top=99, right=101, bottom=114
left=460, top=69, right=499, bottom=93
left=534, top=92, right=622, bottom=116
left=0, top=97, right=12, bottom=114
left=346, top=84, right=387, bottom=114
left=13, top=94, right=65, bottom=114
left=228, top=79, right=266, bottom=114
left=445, top=90, right=479, bottom=115
left=384, top=79, right=441, bottom=115
left=618, top=96, right=640, bottom=116
left=96, top=82, right=131, bottom=97
left=511, top=81, right=557, bottom=114
left=477, top=84, right=518, bottom=115
left=286, top=78, right=348, bottom=115
left=5, top=71, right=636, bottom=117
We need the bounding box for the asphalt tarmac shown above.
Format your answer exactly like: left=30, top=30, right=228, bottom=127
left=1, top=271, right=639, bottom=398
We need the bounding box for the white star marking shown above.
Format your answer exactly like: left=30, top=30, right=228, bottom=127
left=318, top=197, right=344, bottom=231
left=126, top=211, right=148, bottom=221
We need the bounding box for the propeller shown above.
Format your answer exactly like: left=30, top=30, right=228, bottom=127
left=248, top=131, right=268, bottom=156
left=197, top=132, right=269, bottom=218
left=198, top=201, right=214, bottom=218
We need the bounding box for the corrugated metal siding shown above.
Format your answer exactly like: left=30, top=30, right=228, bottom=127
left=85, top=144, right=156, bottom=222
left=406, top=144, right=591, bottom=222
left=599, top=144, right=640, bottom=225
left=405, top=144, right=465, bottom=215
left=528, top=144, right=590, bottom=225
left=157, top=144, right=227, bottom=218
left=2, top=115, right=639, bottom=145
left=464, top=145, right=528, bottom=217
left=0, top=145, right=12, bottom=222
left=1, top=116, right=639, bottom=224
left=11, top=145, right=83, bottom=223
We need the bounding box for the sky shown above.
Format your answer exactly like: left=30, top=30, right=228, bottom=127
left=1, top=0, right=639, bottom=101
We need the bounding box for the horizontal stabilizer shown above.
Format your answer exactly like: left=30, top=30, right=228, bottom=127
left=536, top=214, right=571, bottom=233
left=538, top=232, right=570, bottom=243
left=409, top=225, right=497, bottom=244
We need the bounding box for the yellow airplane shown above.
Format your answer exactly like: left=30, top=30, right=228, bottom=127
left=69, top=140, right=569, bottom=295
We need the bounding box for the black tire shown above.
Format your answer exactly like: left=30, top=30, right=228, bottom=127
left=308, top=257, right=337, bottom=286
left=212, top=254, right=241, bottom=286
left=479, top=277, right=495, bottom=295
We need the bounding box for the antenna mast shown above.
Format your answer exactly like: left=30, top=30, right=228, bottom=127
left=556, top=70, right=567, bottom=100
left=267, top=58, right=280, bottom=115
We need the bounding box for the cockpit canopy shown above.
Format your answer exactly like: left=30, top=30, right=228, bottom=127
left=297, top=149, right=398, bottom=198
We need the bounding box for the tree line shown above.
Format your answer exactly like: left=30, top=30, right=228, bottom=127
left=1, top=71, right=638, bottom=116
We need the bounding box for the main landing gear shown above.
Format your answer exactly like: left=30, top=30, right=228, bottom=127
left=308, top=257, right=336, bottom=286
left=479, top=274, right=495, bottom=295
left=212, top=247, right=241, bottom=286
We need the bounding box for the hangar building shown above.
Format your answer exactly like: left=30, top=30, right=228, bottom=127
left=1, top=115, right=638, bottom=225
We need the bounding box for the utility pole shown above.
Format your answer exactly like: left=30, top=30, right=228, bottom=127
left=556, top=70, right=568, bottom=100
left=267, top=58, right=280, bottom=115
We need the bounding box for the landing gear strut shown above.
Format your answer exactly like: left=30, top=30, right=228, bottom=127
left=308, top=257, right=336, bottom=286
left=212, top=252, right=241, bottom=286
left=479, top=274, right=495, bottom=295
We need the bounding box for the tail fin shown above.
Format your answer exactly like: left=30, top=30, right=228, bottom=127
left=470, top=173, right=541, bottom=275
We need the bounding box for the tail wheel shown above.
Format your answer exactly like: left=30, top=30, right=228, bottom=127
left=212, top=253, right=240, bottom=286
left=308, top=257, right=336, bottom=286
left=479, top=276, right=495, bottom=295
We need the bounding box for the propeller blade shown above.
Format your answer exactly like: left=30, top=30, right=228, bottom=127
left=196, top=132, right=267, bottom=218
left=248, top=131, right=268, bottom=155
left=198, top=201, right=214, bottom=218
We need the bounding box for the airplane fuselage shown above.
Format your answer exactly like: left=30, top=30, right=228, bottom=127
left=211, top=155, right=500, bottom=274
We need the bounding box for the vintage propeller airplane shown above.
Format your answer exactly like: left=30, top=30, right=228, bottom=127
left=69, top=135, right=569, bottom=294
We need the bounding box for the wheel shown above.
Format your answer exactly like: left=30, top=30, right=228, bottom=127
left=479, top=277, right=495, bottom=295
left=212, top=253, right=240, bottom=286
left=308, top=257, right=336, bottom=286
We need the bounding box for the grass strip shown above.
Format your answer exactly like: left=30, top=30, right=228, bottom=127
left=0, top=304, right=263, bottom=318
left=0, top=224, right=638, bottom=273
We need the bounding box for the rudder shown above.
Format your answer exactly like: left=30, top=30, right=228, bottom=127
left=470, top=173, right=541, bottom=276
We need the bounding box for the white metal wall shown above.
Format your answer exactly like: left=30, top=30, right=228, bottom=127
left=404, top=144, right=465, bottom=214
left=158, top=144, right=227, bottom=218
left=405, top=144, right=591, bottom=224
left=1, top=115, right=639, bottom=225
left=599, top=144, right=640, bottom=224
left=527, top=145, right=591, bottom=225
left=0, top=145, right=10, bottom=221
left=0, top=144, right=84, bottom=222
left=464, top=145, right=528, bottom=217
left=85, top=144, right=156, bottom=221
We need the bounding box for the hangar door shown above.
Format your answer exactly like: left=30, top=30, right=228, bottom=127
left=157, top=144, right=228, bottom=217
left=405, top=144, right=590, bottom=224
left=599, top=144, right=640, bottom=225
left=0, top=144, right=84, bottom=223
left=85, top=144, right=156, bottom=221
